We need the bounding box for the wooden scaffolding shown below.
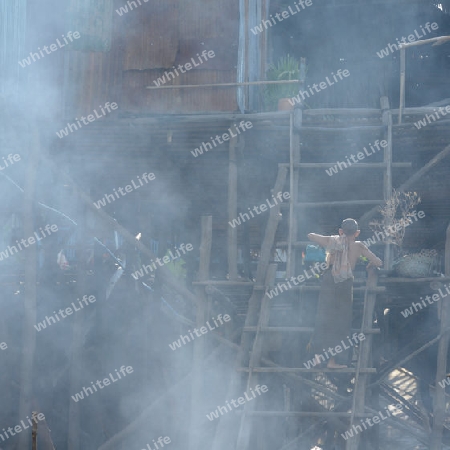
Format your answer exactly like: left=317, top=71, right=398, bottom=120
left=198, top=99, right=450, bottom=450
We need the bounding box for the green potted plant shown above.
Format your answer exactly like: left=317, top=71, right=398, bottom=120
left=264, top=55, right=305, bottom=111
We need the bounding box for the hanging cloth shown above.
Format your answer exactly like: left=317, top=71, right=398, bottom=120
left=326, top=235, right=353, bottom=283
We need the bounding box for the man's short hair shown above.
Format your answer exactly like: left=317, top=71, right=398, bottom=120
left=341, top=218, right=359, bottom=236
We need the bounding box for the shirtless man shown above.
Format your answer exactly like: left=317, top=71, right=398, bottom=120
left=308, top=218, right=382, bottom=368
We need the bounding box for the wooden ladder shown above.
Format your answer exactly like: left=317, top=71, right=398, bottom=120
left=214, top=100, right=401, bottom=450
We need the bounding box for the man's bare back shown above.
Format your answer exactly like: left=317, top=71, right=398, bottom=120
left=307, top=234, right=382, bottom=270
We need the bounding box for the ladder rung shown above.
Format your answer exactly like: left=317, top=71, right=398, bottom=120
left=286, top=285, right=385, bottom=292
left=280, top=200, right=384, bottom=208
left=243, top=326, right=381, bottom=334
left=237, top=367, right=376, bottom=373
left=276, top=240, right=386, bottom=249
left=192, top=280, right=254, bottom=286
left=279, top=163, right=411, bottom=169
left=381, top=277, right=450, bottom=283
left=238, top=411, right=374, bottom=418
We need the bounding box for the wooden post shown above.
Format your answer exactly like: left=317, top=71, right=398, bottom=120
left=287, top=111, right=301, bottom=279
left=228, top=133, right=239, bottom=281
left=189, top=214, right=212, bottom=450
left=17, top=127, right=39, bottom=450
left=430, top=222, right=450, bottom=449
left=346, top=268, right=378, bottom=450
left=236, top=264, right=277, bottom=450
left=32, top=411, right=38, bottom=450
left=199, top=215, right=212, bottom=282
left=68, top=201, right=88, bottom=450
left=381, top=97, right=393, bottom=269
left=398, top=46, right=406, bottom=124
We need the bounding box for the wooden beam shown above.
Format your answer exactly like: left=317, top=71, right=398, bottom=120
left=18, top=128, right=39, bottom=450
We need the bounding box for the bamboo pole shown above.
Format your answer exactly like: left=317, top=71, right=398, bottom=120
left=17, top=127, right=39, bottom=450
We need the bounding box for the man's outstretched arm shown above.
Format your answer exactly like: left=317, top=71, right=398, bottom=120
left=308, top=233, right=330, bottom=248
left=358, top=242, right=383, bottom=267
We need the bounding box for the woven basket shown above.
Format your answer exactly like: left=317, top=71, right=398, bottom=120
left=393, top=250, right=438, bottom=278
